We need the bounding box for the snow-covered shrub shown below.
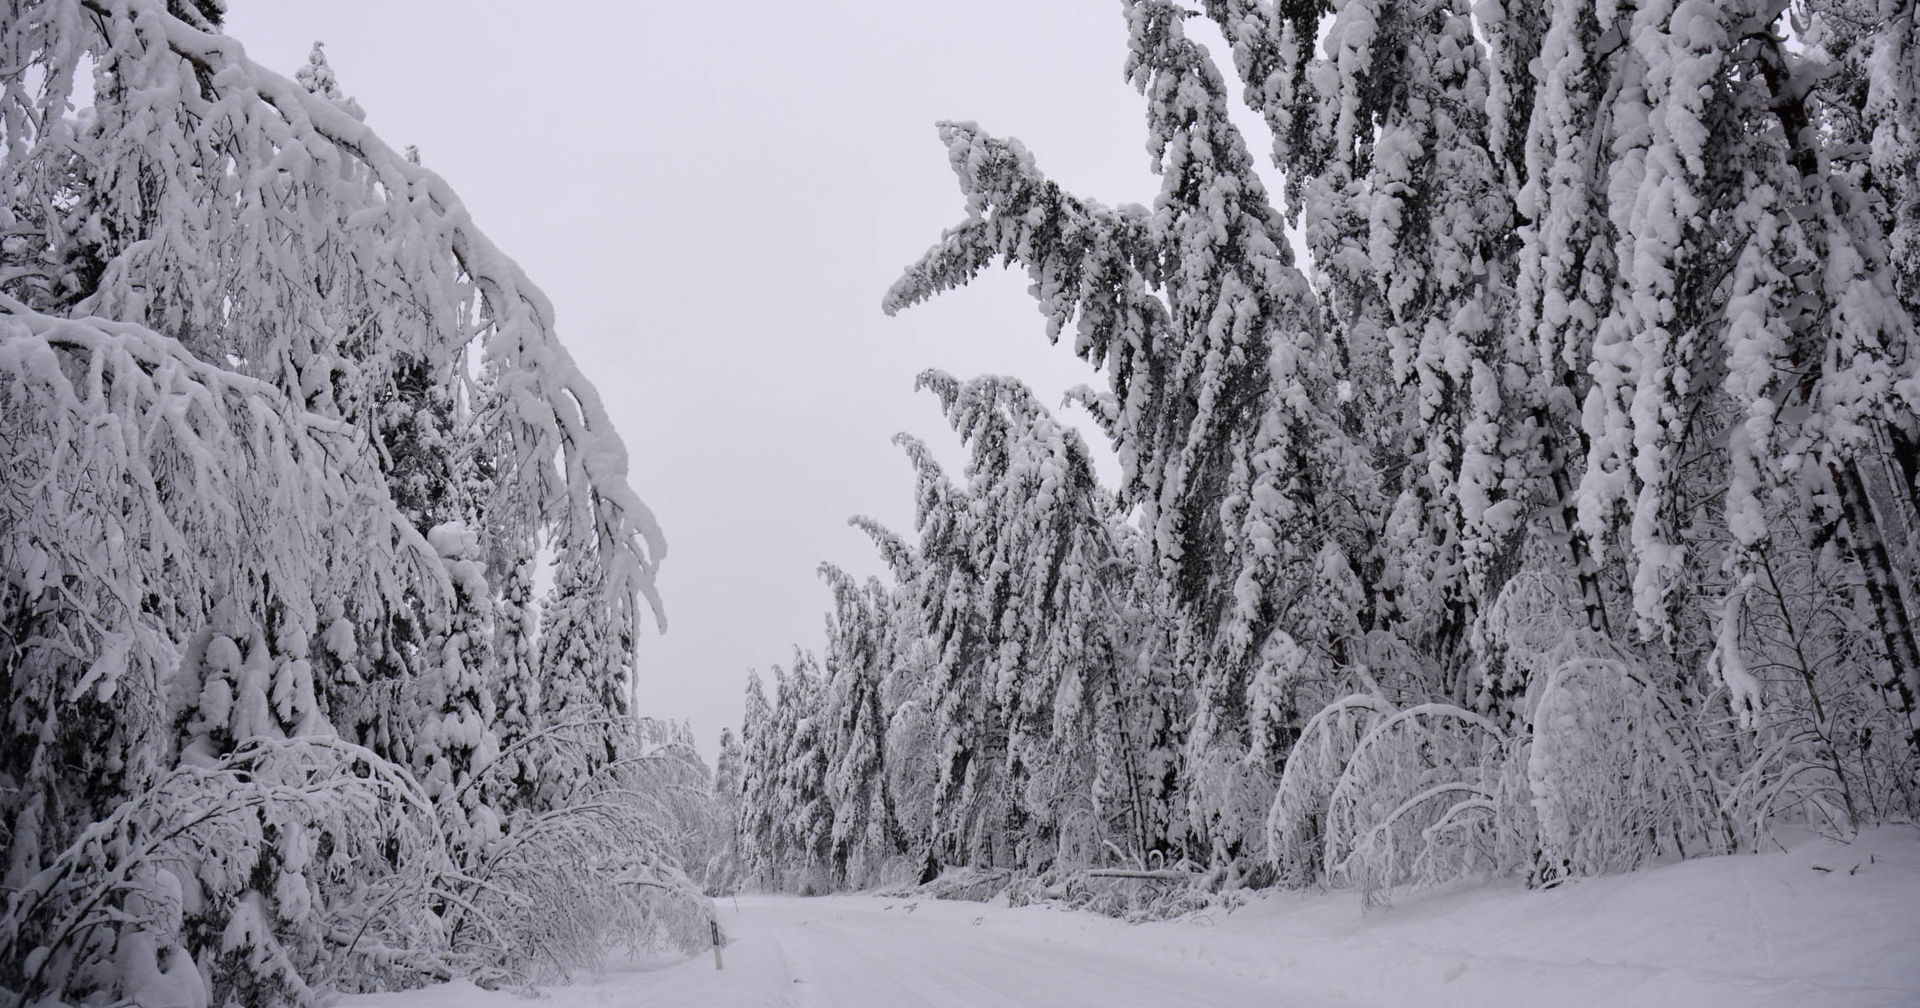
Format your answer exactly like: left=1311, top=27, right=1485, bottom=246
left=1181, top=733, right=1280, bottom=884
left=1274, top=569, right=1735, bottom=901
left=1718, top=544, right=1920, bottom=838
left=1266, top=695, right=1397, bottom=886
left=0, top=738, right=449, bottom=1008
left=1274, top=669, right=1725, bottom=904
left=0, top=726, right=713, bottom=1005
left=1267, top=540, right=1911, bottom=904
left=440, top=718, right=711, bottom=984
left=1525, top=657, right=1734, bottom=881
left=1321, top=704, right=1509, bottom=905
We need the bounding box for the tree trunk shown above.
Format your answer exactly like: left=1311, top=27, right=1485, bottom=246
left=1834, top=460, right=1920, bottom=766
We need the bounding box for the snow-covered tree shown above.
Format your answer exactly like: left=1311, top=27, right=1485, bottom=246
left=739, top=371, right=1193, bottom=886
left=421, top=521, right=502, bottom=855
left=887, top=2, right=1367, bottom=874
left=529, top=540, right=639, bottom=808
left=912, top=370, right=1165, bottom=871
left=486, top=553, right=544, bottom=814
left=818, top=563, right=900, bottom=885
left=736, top=672, right=779, bottom=886
left=770, top=653, right=835, bottom=890
left=735, top=656, right=843, bottom=892
left=879, top=431, right=1008, bottom=868
left=705, top=727, right=747, bottom=894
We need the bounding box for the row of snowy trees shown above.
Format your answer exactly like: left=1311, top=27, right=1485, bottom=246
left=1, top=3, right=712, bottom=1005
left=737, top=371, right=1185, bottom=891
left=737, top=0, right=1919, bottom=900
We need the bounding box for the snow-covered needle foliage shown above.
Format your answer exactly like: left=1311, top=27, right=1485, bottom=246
left=743, top=0, right=1919, bottom=906
left=2, top=2, right=702, bottom=1004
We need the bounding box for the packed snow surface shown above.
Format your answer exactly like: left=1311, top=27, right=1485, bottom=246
left=346, top=828, right=1920, bottom=1007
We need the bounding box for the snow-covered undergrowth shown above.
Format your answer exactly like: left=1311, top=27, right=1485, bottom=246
left=879, top=864, right=1233, bottom=922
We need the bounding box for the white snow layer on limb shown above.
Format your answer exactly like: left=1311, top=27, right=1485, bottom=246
left=0, top=737, right=453, bottom=1008
left=0, top=0, right=663, bottom=628
left=0, top=298, right=429, bottom=631
left=1574, top=0, right=1741, bottom=640
left=0, top=297, right=443, bottom=875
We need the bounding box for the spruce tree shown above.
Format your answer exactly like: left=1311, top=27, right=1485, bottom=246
left=819, top=563, right=899, bottom=884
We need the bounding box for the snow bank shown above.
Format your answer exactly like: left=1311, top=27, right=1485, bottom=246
left=1142, top=826, right=1920, bottom=1007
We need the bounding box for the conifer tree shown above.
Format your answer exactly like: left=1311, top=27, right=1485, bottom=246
left=771, top=653, right=835, bottom=889
left=886, top=1, right=1361, bottom=870
left=737, top=671, right=781, bottom=887
left=818, top=563, right=899, bottom=884
left=707, top=727, right=747, bottom=893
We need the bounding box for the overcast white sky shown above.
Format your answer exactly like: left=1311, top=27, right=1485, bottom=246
left=224, top=2, right=1223, bottom=759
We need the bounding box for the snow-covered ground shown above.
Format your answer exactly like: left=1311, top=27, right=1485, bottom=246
left=346, top=827, right=1920, bottom=1007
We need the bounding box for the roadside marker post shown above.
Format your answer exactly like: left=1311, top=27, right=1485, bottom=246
left=711, top=916, right=724, bottom=971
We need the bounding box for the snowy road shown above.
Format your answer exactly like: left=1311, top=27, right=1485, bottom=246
left=585, top=895, right=1320, bottom=1008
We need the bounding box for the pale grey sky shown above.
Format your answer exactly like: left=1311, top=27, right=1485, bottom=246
left=224, top=2, right=1215, bottom=758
